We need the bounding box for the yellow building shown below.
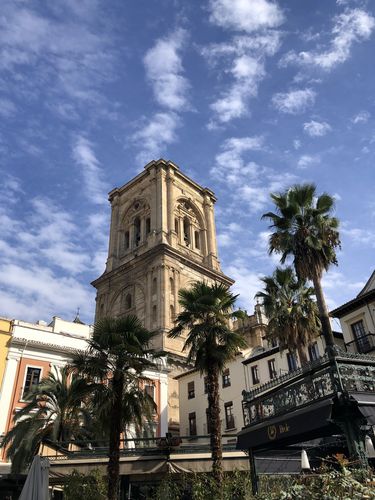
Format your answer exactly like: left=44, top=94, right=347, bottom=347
left=0, top=317, right=12, bottom=390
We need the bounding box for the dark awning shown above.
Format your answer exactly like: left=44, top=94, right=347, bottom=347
left=349, top=393, right=375, bottom=425
left=237, top=399, right=335, bottom=451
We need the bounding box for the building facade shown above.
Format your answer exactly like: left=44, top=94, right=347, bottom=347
left=331, top=270, right=375, bottom=354
left=92, top=159, right=233, bottom=431
left=0, top=315, right=169, bottom=472
left=177, top=305, right=344, bottom=439
left=0, top=317, right=12, bottom=391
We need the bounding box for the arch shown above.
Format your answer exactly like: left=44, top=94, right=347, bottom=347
left=175, top=197, right=206, bottom=231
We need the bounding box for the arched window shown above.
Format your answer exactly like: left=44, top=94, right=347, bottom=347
left=124, top=231, right=130, bottom=250
left=152, top=305, right=157, bottom=323
left=169, top=277, right=175, bottom=294
left=145, top=217, right=151, bottom=236
left=170, top=305, right=175, bottom=323
left=125, top=293, right=132, bottom=310
left=194, top=230, right=200, bottom=250
left=183, top=217, right=190, bottom=246
left=134, top=217, right=141, bottom=247
left=152, top=277, right=157, bottom=295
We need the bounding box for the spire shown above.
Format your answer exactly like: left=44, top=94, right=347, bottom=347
left=73, top=307, right=85, bottom=325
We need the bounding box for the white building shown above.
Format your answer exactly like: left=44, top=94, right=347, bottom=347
left=0, top=315, right=169, bottom=473
left=331, top=270, right=375, bottom=354
left=176, top=308, right=344, bottom=439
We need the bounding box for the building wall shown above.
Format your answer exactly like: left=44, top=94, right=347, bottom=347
left=177, top=351, right=250, bottom=441
left=0, top=318, right=12, bottom=392
left=177, top=335, right=336, bottom=438
left=0, top=317, right=169, bottom=466
left=92, top=159, right=233, bottom=433
left=336, top=303, right=375, bottom=349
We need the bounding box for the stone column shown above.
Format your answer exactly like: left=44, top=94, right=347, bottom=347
left=159, top=376, right=169, bottom=437
left=0, top=355, right=19, bottom=436
left=106, top=193, right=120, bottom=271
left=166, top=168, right=175, bottom=245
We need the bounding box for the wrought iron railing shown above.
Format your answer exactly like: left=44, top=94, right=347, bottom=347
left=345, top=333, right=375, bottom=354
left=42, top=434, right=239, bottom=461
left=242, top=351, right=375, bottom=427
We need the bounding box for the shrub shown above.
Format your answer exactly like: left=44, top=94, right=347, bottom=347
left=63, top=468, right=106, bottom=500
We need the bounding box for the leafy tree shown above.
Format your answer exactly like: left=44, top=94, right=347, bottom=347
left=63, top=468, right=106, bottom=500
left=256, top=266, right=321, bottom=366
left=1, top=366, right=93, bottom=473
left=262, top=184, right=340, bottom=350
left=71, top=315, right=157, bottom=500
left=168, top=281, right=247, bottom=487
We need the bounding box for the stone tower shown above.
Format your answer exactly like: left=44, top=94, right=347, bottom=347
left=92, top=159, right=234, bottom=431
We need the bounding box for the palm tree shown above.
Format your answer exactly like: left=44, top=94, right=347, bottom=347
left=256, top=267, right=321, bottom=366
left=168, top=281, right=247, bottom=486
left=71, top=315, right=157, bottom=500
left=1, top=366, right=93, bottom=473
left=262, top=184, right=340, bottom=351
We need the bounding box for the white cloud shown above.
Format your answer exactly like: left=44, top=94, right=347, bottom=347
left=351, top=110, right=370, bottom=124
left=0, top=1, right=116, bottom=119
left=322, top=270, right=366, bottom=310
left=281, top=9, right=375, bottom=71
left=209, top=0, right=284, bottom=33
left=203, top=32, right=282, bottom=124
left=211, top=136, right=297, bottom=214
left=211, top=136, right=264, bottom=183
left=132, top=112, right=180, bottom=165
left=72, top=136, right=108, bottom=205
left=303, top=120, right=332, bottom=137
left=297, top=154, right=320, bottom=169
left=0, top=264, right=94, bottom=322
left=0, top=98, right=17, bottom=117
left=272, top=88, right=316, bottom=114
left=341, top=226, right=375, bottom=247
left=293, top=139, right=301, bottom=150
left=144, top=29, right=189, bottom=111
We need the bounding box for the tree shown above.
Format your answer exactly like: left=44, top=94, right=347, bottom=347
left=168, top=281, right=247, bottom=486
left=256, top=266, right=321, bottom=366
left=71, top=316, right=157, bottom=500
left=1, top=366, right=93, bottom=473
left=262, top=184, right=340, bottom=351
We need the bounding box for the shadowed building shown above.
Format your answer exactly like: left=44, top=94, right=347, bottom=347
left=92, top=159, right=233, bottom=432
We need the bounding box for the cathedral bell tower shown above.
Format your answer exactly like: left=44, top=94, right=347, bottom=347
left=92, top=159, right=234, bottom=431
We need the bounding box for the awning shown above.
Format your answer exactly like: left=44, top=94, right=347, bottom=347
left=349, top=393, right=375, bottom=425
left=237, top=399, right=335, bottom=451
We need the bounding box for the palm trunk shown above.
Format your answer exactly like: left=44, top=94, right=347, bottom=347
left=107, top=372, right=123, bottom=500
left=207, top=366, right=223, bottom=488
left=312, top=272, right=335, bottom=350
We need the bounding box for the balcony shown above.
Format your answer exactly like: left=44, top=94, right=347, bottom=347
left=242, top=351, right=375, bottom=427
left=345, top=333, right=375, bottom=354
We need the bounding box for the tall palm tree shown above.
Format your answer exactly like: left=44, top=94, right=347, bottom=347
left=262, top=184, right=340, bottom=350
left=168, top=281, right=247, bottom=486
left=256, top=267, right=321, bottom=366
left=71, top=315, right=157, bottom=500
left=1, top=366, right=93, bottom=473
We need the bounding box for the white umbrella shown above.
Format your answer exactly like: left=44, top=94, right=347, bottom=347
left=19, top=455, right=50, bottom=500
left=301, top=449, right=311, bottom=471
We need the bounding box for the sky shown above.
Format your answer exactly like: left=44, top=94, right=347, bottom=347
left=0, top=0, right=374, bottom=327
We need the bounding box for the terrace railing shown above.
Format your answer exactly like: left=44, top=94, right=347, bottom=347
left=242, top=350, right=375, bottom=427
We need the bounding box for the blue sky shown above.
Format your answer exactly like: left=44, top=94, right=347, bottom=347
left=1, top=0, right=374, bottom=327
